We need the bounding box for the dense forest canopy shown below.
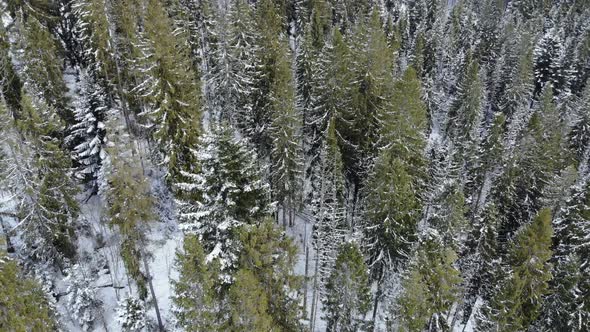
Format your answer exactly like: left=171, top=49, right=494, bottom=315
left=0, top=0, right=589, bottom=331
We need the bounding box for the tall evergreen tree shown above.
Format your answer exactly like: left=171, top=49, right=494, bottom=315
left=66, top=70, right=109, bottom=190
left=16, top=94, right=80, bottom=266
left=324, top=242, right=371, bottom=332
left=238, top=221, right=301, bottom=331
left=176, top=126, right=272, bottom=283
left=395, top=233, right=462, bottom=332
left=20, top=15, right=72, bottom=123
left=135, top=0, right=201, bottom=181
left=172, top=234, right=218, bottom=331
left=479, top=208, right=553, bottom=330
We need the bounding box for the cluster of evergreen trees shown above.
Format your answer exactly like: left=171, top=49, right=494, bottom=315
left=0, top=0, right=589, bottom=331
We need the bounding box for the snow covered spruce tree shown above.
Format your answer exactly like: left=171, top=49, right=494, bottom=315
left=66, top=70, right=108, bottom=191
left=19, top=15, right=72, bottom=123
left=15, top=94, right=80, bottom=266
left=104, top=118, right=155, bottom=300
left=72, top=0, right=114, bottom=85
left=175, top=125, right=272, bottom=283
left=0, top=23, right=23, bottom=118
left=324, top=242, right=371, bottom=332
left=539, top=180, right=590, bottom=330
left=311, top=117, right=348, bottom=289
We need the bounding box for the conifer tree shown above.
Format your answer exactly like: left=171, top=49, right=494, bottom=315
left=20, top=15, right=72, bottom=123
left=172, top=234, right=218, bottom=331
left=312, top=117, right=348, bottom=291
left=238, top=220, right=301, bottom=331
left=227, top=268, right=273, bottom=331
left=268, top=33, right=302, bottom=227
left=395, top=234, right=462, bottom=332
left=66, top=70, right=108, bottom=190
left=0, top=24, right=23, bottom=118
left=0, top=255, right=56, bottom=330
left=72, top=0, right=114, bottom=84
left=481, top=208, right=553, bottom=330
left=227, top=0, right=261, bottom=135
left=363, top=151, right=420, bottom=277
left=105, top=123, right=154, bottom=299
left=494, top=86, right=569, bottom=241
left=324, top=242, right=371, bottom=332
left=17, top=94, right=80, bottom=265
left=340, top=9, right=394, bottom=188
left=176, top=126, right=272, bottom=282
left=447, top=53, right=484, bottom=184
left=364, top=66, right=428, bottom=277
left=135, top=0, right=201, bottom=181
left=540, top=180, right=590, bottom=330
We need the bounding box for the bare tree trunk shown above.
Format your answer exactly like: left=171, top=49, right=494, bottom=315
left=142, top=254, right=164, bottom=331
left=282, top=202, right=287, bottom=228
left=310, top=246, right=320, bottom=332
left=303, top=246, right=309, bottom=316
left=372, top=282, right=382, bottom=331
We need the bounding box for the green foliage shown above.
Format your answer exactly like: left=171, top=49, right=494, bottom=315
left=365, top=152, right=420, bottom=276
left=484, top=208, right=553, bottom=330
left=238, top=221, right=302, bottom=331
left=324, top=242, right=371, bottom=332
left=227, top=269, right=273, bottom=331
left=0, top=256, right=56, bottom=331
left=106, top=151, right=154, bottom=299
left=20, top=16, right=71, bottom=123
left=17, top=95, right=79, bottom=265
left=396, top=236, right=462, bottom=332
left=172, top=235, right=218, bottom=331
left=138, top=0, right=201, bottom=181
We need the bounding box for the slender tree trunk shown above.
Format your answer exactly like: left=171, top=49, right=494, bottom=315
left=372, top=281, right=382, bottom=331
left=310, top=245, right=320, bottom=332
left=142, top=254, right=164, bottom=331
left=282, top=202, right=287, bottom=228
left=303, top=245, right=309, bottom=316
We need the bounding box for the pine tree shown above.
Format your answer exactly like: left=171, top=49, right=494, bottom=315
left=172, top=234, right=218, bottom=331
left=533, top=26, right=568, bottom=97
left=0, top=255, right=56, bottom=330
left=312, top=117, right=348, bottom=292
left=20, top=15, right=72, bottom=123
left=135, top=0, right=201, bottom=181
left=541, top=180, right=590, bottom=330
left=569, top=84, right=590, bottom=166
left=340, top=9, right=394, bottom=188
left=176, top=126, right=272, bottom=282
left=482, top=208, right=553, bottom=330
left=72, top=0, right=114, bottom=84
left=446, top=53, right=484, bottom=184
left=268, top=32, right=302, bottom=228
left=363, top=151, right=420, bottom=277
left=494, top=86, right=569, bottom=242
left=364, top=66, right=428, bottom=277
left=324, top=242, right=371, bottom=332
left=227, top=268, right=273, bottom=331
left=395, top=233, right=462, bottom=332
left=227, top=0, right=261, bottom=135
left=238, top=220, right=301, bottom=330
left=378, top=67, right=428, bottom=180
left=105, top=127, right=155, bottom=299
